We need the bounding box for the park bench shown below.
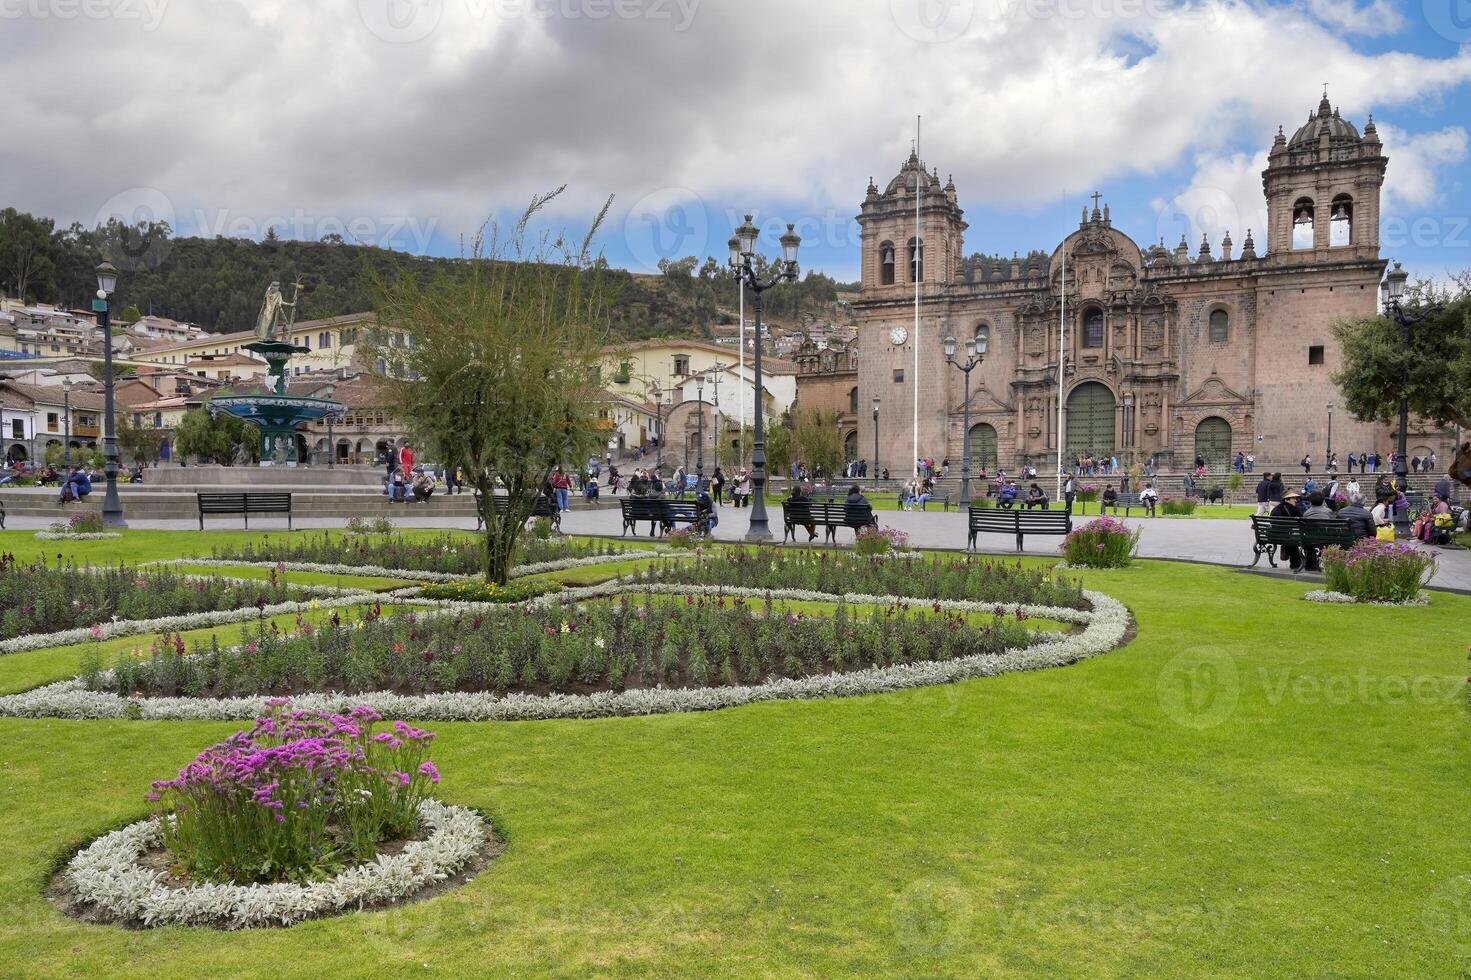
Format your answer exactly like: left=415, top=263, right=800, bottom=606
left=1248, top=515, right=1356, bottom=568
left=197, top=492, right=293, bottom=530
left=782, top=500, right=879, bottom=543
left=0, top=493, right=5, bottom=528
left=475, top=493, right=561, bottom=533
left=967, top=507, right=1072, bottom=552
left=618, top=497, right=700, bottom=536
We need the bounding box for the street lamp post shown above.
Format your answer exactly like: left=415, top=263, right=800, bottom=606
left=1326, top=404, right=1333, bottom=465
left=695, top=372, right=706, bottom=486
left=1381, top=260, right=1433, bottom=540
left=706, top=365, right=722, bottom=476
left=92, top=262, right=126, bottom=528
left=63, top=379, right=73, bottom=468
left=942, top=330, right=988, bottom=508
left=729, top=216, right=800, bottom=541
left=327, top=411, right=337, bottom=469
left=872, top=395, right=880, bottom=491
left=649, top=381, right=665, bottom=473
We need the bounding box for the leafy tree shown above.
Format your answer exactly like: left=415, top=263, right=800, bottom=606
left=116, top=413, right=162, bottom=466
left=118, top=304, right=143, bottom=323
left=174, top=406, right=256, bottom=464
left=1331, top=276, right=1471, bottom=433
left=763, top=416, right=792, bottom=479
left=0, top=207, right=58, bottom=301
left=366, top=190, right=611, bottom=584
left=791, top=409, right=844, bottom=478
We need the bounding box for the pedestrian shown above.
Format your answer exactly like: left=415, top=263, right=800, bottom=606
left=1062, top=473, right=1076, bottom=514
left=711, top=466, right=726, bottom=505
left=1300, top=453, right=1311, bottom=475
left=1255, top=473, right=1272, bottom=515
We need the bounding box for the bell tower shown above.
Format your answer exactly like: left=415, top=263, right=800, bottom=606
left=856, top=151, right=966, bottom=294
left=1262, top=91, right=1386, bottom=262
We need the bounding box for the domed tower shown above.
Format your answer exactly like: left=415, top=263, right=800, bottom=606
left=1262, top=92, right=1386, bottom=259
left=856, top=151, right=966, bottom=293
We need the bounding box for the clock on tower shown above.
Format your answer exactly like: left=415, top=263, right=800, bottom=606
left=888, top=325, right=909, bottom=346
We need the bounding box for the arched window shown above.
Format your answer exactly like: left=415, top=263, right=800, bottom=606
left=879, top=242, right=896, bottom=286
left=1082, top=309, right=1104, bottom=348
left=1208, top=309, right=1228, bottom=344
left=908, top=237, right=924, bottom=283
left=1292, top=197, right=1315, bottom=250
left=848, top=386, right=859, bottom=415
left=1330, top=194, right=1353, bottom=246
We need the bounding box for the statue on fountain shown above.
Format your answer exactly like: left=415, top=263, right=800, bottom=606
left=246, top=279, right=308, bottom=396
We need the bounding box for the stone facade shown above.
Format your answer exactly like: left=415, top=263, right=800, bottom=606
left=791, top=338, right=863, bottom=461
left=853, top=96, right=1456, bottom=475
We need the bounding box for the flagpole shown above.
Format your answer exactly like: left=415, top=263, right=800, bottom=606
left=913, top=114, right=921, bottom=480
left=1055, top=245, right=1067, bottom=501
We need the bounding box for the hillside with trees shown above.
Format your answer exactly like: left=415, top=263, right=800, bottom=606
left=0, top=207, right=856, bottom=341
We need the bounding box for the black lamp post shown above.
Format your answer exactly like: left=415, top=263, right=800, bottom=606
left=728, top=215, right=800, bottom=541
left=1326, top=403, right=1333, bottom=465
left=327, top=411, right=338, bottom=469
left=942, top=329, right=987, bottom=508
left=1381, top=260, right=1432, bottom=540
left=872, top=395, right=880, bottom=491
left=63, top=379, right=73, bottom=468
left=92, top=262, right=126, bottom=528
left=695, top=372, right=706, bottom=486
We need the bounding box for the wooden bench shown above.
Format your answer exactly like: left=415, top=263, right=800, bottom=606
left=475, top=493, right=561, bottom=532
left=967, top=507, right=1072, bottom=552
left=197, top=492, right=293, bottom=530
left=618, top=497, right=699, bottom=536
left=783, top=500, right=878, bottom=542
left=1099, top=492, right=1155, bottom=517
left=1249, top=516, right=1355, bottom=568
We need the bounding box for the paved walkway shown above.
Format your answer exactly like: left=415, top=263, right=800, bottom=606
left=5, top=501, right=1466, bottom=591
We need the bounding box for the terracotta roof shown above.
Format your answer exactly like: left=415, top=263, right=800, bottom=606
left=0, top=380, right=105, bottom=411
left=139, top=312, right=376, bottom=356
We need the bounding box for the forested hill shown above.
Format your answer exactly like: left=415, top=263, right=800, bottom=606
left=0, top=208, right=856, bottom=341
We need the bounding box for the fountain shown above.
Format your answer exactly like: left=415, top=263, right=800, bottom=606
left=209, top=280, right=345, bottom=466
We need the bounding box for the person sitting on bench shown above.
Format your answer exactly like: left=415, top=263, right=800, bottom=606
left=1139, top=482, right=1159, bottom=517
left=695, top=489, right=717, bottom=534
left=846, top=484, right=870, bottom=507
left=1101, top=485, right=1118, bottom=513
left=411, top=470, right=436, bottom=503
left=787, top=483, right=817, bottom=541
left=997, top=480, right=1019, bottom=509
left=1025, top=483, right=1048, bottom=509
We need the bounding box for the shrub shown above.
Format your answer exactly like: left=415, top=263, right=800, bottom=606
left=147, top=703, right=440, bottom=883
left=346, top=516, right=396, bottom=535
left=419, top=578, right=563, bottom=603
left=94, top=594, right=1037, bottom=699
left=1160, top=497, right=1197, bottom=516
left=1076, top=485, right=1100, bottom=502
left=1227, top=472, right=1244, bottom=493
left=530, top=516, right=553, bottom=540
left=1060, top=516, right=1141, bottom=568
left=211, top=532, right=628, bottom=576
left=46, top=512, right=105, bottom=535
left=854, top=526, right=911, bottom=555
left=665, top=527, right=703, bottom=549
left=1320, top=539, right=1437, bottom=603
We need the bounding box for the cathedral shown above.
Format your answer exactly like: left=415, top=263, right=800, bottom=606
left=850, top=94, right=1448, bottom=476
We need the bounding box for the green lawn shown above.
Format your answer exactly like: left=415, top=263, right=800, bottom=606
left=1, top=537, right=1467, bottom=977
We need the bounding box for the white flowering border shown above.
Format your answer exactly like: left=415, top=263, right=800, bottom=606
left=1303, top=589, right=1430, bottom=607
left=34, top=532, right=123, bottom=541
left=0, top=583, right=1130, bottom=722
left=147, top=550, right=668, bottom=583
left=0, top=587, right=433, bottom=657
left=61, top=799, right=490, bottom=929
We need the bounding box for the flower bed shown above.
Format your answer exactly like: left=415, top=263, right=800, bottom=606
left=632, top=549, right=1085, bottom=608
left=81, top=591, right=1039, bottom=699
left=56, top=704, right=493, bottom=928
left=208, top=533, right=634, bottom=578
left=854, top=526, right=911, bottom=555
left=36, top=513, right=119, bottom=540
left=0, top=555, right=302, bottom=643
left=418, top=578, right=564, bottom=604
left=0, top=583, right=1130, bottom=722
left=1059, top=516, right=1141, bottom=569
left=1160, top=498, right=1197, bottom=516
left=1318, top=539, right=1437, bottom=604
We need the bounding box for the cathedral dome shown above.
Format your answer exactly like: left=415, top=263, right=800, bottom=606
left=1287, top=95, right=1361, bottom=148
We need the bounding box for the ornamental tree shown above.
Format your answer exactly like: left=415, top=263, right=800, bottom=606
left=366, top=189, right=611, bottom=584
left=1331, top=275, right=1471, bottom=440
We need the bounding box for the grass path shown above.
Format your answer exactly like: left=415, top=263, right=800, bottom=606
left=0, top=543, right=1467, bottom=976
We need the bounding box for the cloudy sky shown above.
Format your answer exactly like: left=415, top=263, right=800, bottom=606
left=4, top=0, right=1470, bottom=282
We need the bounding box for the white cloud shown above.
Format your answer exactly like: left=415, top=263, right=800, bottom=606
left=0, top=0, right=1468, bottom=268
left=1305, top=0, right=1404, bottom=35
left=1378, top=124, right=1469, bottom=211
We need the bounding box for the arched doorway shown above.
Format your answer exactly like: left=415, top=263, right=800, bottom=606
left=1066, top=382, right=1115, bottom=461
left=1194, top=417, right=1233, bottom=468
left=967, top=422, right=998, bottom=473
left=843, top=430, right=858, bottom=463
